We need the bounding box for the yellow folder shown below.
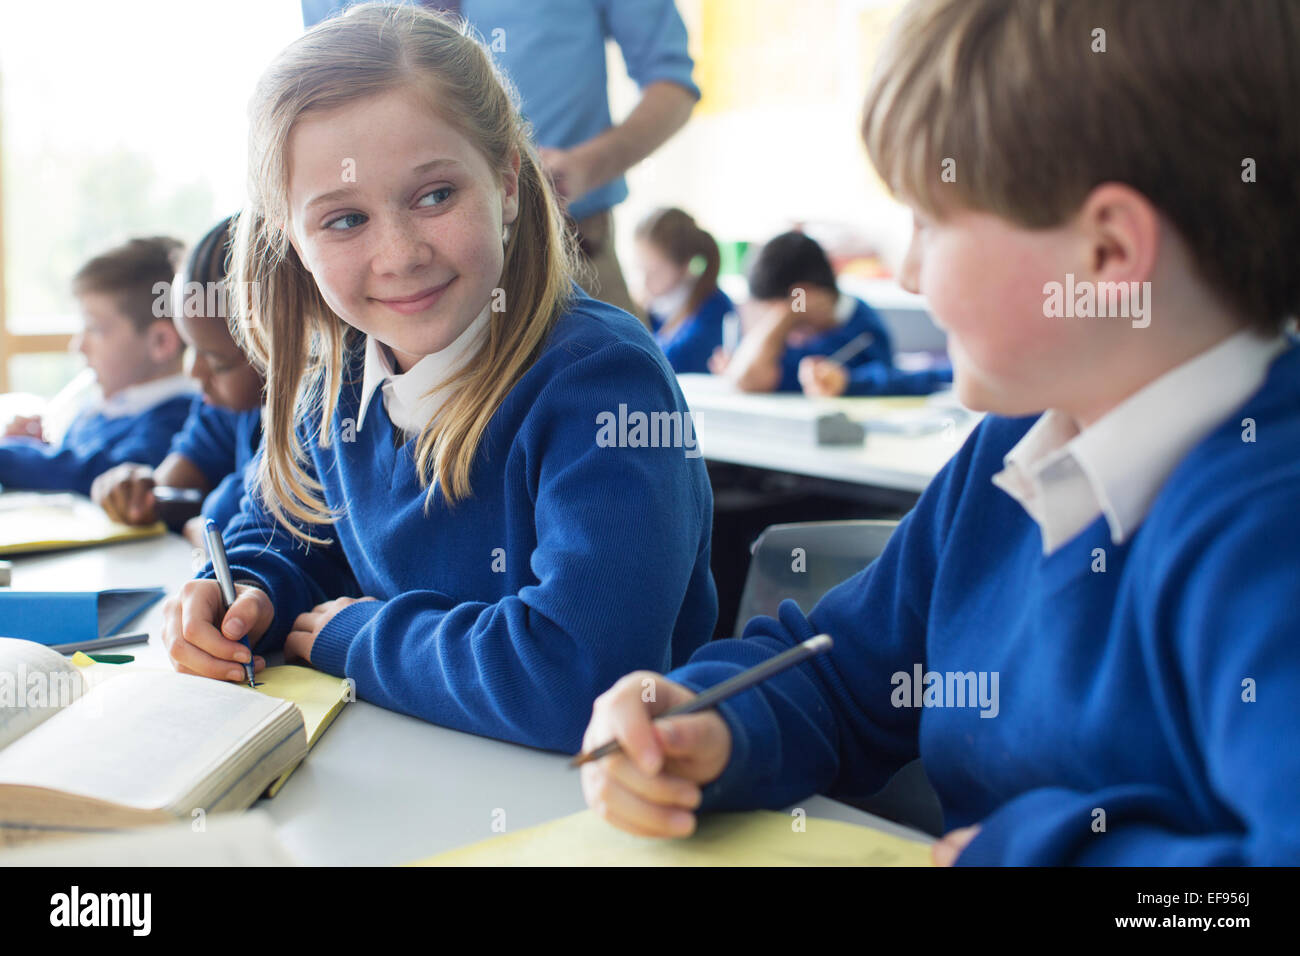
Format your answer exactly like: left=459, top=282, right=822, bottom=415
left=413, top=808, right=933, bottom=866
left=253, top=665, right=353, bottom=797
left=0, top=492, right=164, bottom=555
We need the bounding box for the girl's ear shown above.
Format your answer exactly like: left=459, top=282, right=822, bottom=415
left=500, top=148, right=521, bottom=227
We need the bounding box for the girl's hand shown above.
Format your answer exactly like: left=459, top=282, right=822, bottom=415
left=92, top=463, right=158, bottom=524
left=4, top=414, right=44, bottom=440
left=931, top=825, right=981, bottom=866
left=161, top=580, right=273, bottom=681
left=285, top=596, right=377, bottom=665
left=798, top=356, right=849, bottom=397
left=707, top=346, right=731, bottom=375
left=580, top=671, right=732, bottom=838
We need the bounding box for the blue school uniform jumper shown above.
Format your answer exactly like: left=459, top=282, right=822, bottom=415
left=168, top=403, right=263, bottom=532
left=0, top=393, right=196, bottom=496
left=205, top=291, right=717, bottom=753
left=842, top=361, right=954, bottom=396
left=651, top=287, right=733, bottom=375
left=670, top=341, right=1300, bottom=865
left=777, top=296, right=893, bottom=392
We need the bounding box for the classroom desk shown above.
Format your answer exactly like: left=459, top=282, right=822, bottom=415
left=6, top=532, right=932, bottom=865
left=677, top=374, right=979, bottom=494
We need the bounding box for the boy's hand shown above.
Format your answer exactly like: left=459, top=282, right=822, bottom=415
left=92, top=463, right=158, bottom=524
left=4, top=414, right=44, bottom=440
left=798, top=356, right=849, bottom=396
left=580, top=671, right=732, bottom=838
left=161, top=579, right=273, bottom=682
left=931, top=825, right=981, bottom=865
left=285, top=596, right=377, bottom=664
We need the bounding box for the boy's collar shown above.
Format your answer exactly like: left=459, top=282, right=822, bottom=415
left=993, top=329, right=1290, bottom=555
left=90, top=373, right=198, bottom=420
left=356, top=302, right=492, bottom=436
left=832, top=293, right=856, bottom=324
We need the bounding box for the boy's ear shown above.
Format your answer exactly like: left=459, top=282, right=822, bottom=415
left=501, top=148, right=521, bottom=227
left=1075, top=182, right=1160, bottom=285
left=146, top=319, right=185, bottom=364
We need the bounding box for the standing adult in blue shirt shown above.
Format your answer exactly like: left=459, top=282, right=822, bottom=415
left=301, top=0, right=701, bottom=324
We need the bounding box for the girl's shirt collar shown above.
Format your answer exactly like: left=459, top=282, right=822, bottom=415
left=356, top=302, right=492, bottom=438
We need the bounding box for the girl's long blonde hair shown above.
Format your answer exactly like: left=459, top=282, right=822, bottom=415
left=229, top=3, right=578, bottom=544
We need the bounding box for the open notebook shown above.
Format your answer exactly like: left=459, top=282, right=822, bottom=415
left=0, top=492, right=165, bottom=555
left=0, top=640, right=349, bottom=845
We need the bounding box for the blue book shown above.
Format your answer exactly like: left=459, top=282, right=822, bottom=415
left=0, top=588, right=163, bottom=651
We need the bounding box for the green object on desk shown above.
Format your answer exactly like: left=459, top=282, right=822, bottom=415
left=87, top=654, right=134, bottom=664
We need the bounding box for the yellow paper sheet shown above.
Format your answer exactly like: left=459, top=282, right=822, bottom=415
left=253, top=665, right=351, bottom=797
left=414, top=809, right=933, bottom=867
left=0, top=493, right=164, bottom=555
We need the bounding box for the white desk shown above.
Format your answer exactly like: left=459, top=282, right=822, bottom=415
left=6, top=533, right=931, bottom=865
left=678, top=375, right=978, bottom=494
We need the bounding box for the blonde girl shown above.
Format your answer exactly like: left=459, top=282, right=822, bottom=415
left=161, top=3, right=716, bottom=753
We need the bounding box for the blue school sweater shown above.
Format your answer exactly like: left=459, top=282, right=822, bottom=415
left=0, top=394, right=196, bottom=496
left=651, top=287, right=733, bottom=375
left=207, top=291, right=717, bottom=753
left=843, top=362, right=954, bottom=396
left=169, top=403, right=263, bottom=532
left=778, top=296, right=892, bottom=392
left=671, top=341, right=1300, bottom=865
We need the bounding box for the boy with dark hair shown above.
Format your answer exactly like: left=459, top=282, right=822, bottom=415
left=716, top=230, right=948, bottom=395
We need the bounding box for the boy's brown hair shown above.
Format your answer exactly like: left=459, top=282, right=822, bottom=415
left=862, top=0, right=1300, bottom=334
left=72, top=236, right=185, bottom=332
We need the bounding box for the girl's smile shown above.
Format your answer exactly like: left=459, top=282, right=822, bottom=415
left=371, top=276, right=457, bottom=315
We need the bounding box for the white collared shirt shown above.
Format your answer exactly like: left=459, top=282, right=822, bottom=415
left=832, top=292, right=856, bottom=324
left=84, top=372, right=198, bottom=420
left=992, top=329, right=1290, bottom=555
left=356, top=304, right=492, bottom=439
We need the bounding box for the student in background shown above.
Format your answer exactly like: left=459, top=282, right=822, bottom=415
left=159, top=4, right=716, bottom=754
left=0, top=237, right=196, bottom=495
left=710, top=231, right=894, bottom=393
left=580, top=0, right=1300, bottom=865
left=633, top=207, right=733, bottom=374
left=92, top=218, right=265, bottom=547
left=798, top=352, right=952, bottom=397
